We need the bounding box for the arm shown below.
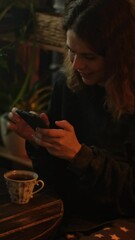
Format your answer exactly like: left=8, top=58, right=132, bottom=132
left=69, top=144, right=135, bottom=217
left=26, top=137, right=135, bottom=218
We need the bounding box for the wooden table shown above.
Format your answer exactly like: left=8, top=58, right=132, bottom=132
left=0, top=168, right=64, bottom=240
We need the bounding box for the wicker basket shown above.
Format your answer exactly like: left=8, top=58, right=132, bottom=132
left=36, top=12, right=65, bottom=49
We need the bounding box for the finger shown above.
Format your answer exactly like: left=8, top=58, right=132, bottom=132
left=12, top=107, right=18, bottom=113
left=40, top=112, right=50, bottom=127
left=55, top=120, right=73, bottom=131
left=8, top=112, right=20, bottom=123
left=9, top=107, right=21, bottom=121
left=7, top=121, right=17, bottom=131
left=33, top=134, right=59, bottom=151
left=29, top=110, right=38, bottom=115
left=36, top=128, right=64, bottom=138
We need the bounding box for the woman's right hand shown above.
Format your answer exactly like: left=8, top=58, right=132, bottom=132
left=8, top=107, right=36, bottom=142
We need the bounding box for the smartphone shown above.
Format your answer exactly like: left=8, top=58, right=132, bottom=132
left=16, top=109, right=47, bottom=130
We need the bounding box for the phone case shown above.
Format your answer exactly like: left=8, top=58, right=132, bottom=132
left=16, top=110, right=46, bottom=130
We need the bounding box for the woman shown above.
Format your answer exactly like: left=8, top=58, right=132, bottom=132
left=8, top=0, right=135, bottom=239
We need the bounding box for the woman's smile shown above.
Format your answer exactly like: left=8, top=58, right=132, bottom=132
left=66, top=30, right=106, bottom=85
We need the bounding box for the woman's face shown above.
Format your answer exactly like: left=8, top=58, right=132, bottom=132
left=66, top=30, right=106, bottom=86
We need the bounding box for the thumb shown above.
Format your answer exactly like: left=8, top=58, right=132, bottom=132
left=55, top=120, right=73, bottom=131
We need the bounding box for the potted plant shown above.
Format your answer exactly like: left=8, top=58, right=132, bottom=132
left=0, top=1, right=52, bottom=157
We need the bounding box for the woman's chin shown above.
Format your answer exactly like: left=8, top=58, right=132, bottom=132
left=82, top=77, right=97, bottom=86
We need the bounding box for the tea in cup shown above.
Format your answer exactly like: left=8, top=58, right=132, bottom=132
left=4, top=170, right=44, bottom=204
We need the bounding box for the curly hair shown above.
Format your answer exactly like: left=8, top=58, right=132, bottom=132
left=62, top=0, right=135, bottom=119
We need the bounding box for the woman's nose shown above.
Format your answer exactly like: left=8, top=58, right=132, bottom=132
left=72, top=54, right=85, bottom=70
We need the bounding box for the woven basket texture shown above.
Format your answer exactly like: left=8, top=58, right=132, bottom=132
left=36, top=13, right=65, bottom=48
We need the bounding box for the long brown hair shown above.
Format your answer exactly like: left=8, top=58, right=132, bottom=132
left=62, top=0, right=135, bottom=119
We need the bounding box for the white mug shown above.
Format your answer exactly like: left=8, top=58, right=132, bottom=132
left=4, top=170, right=44, bottom=204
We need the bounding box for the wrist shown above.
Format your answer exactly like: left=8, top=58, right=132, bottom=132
left=68, top=143, right=81, bottom=161
left=71, top=144, right=94, bottom=169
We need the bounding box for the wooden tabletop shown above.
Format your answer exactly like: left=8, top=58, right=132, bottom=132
left=0, top=168, right=64, bottom=240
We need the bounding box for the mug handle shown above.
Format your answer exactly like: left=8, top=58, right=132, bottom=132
left=33, top=179, right=44, bottom=195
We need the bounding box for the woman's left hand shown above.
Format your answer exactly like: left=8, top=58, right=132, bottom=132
left=33, top=120, right=81, bottom=160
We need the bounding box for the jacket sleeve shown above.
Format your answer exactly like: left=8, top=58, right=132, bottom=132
left=26, top=140, right=135, bottom=218
left=68, top=143, right=135, bottom=217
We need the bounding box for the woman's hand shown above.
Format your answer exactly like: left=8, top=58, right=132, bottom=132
left=33, top=120, right=81, bottom=160
left=8, top=107, right=35, bottom=142
left=8, top=108, right=49, bottom=143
